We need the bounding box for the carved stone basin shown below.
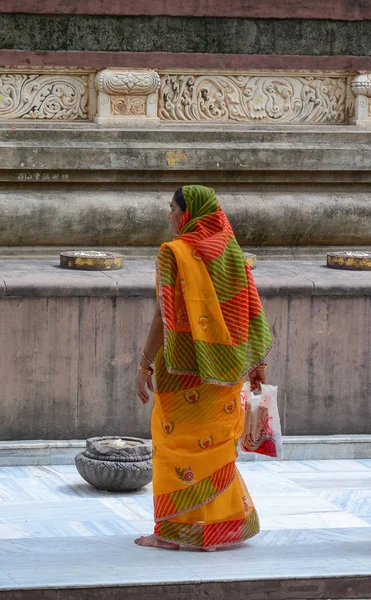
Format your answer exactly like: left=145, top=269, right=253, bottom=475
left=75, top=436, right=152, bottom=492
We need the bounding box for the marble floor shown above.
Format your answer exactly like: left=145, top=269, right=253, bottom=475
left=0, top=459, right=370, bottom=592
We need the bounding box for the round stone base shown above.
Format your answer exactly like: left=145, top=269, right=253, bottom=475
left=60, top=251, right=124, bottom=270
left=75, top=436, right=152, bottom=492
left=327, top=251, right=371, bottom=270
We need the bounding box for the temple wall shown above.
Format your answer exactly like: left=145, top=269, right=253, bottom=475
left=0, top=2, right=370, bottom=446
left=1, top=14, right=371, bottom=57
left=0, top=261, right=370, bottom=440
left=1, top=9, right=371, bottom=255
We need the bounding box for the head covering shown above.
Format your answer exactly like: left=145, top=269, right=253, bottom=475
left=156, top=185, right=272, bottom=386
left=176, top=185, right=233, bottom=261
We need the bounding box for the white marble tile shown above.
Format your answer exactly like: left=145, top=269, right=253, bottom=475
left=0, top=499, right=112, bottom=522
left=301, top=459, right=371, bottom=472
left=0, top=498, right=153, bottom=539
left=0, top=537, right=202, bottom=587
left=236, top=460, right=274, bottom=471
left=254, top=459, right=371, bottom=476
left=257, top=460, right=318, bottom=474
left=237, top=471, right=311, bottom=496
left=99, top=497, right=154, bottom=520
left=357, top=459, right=371, bottom=469
left=261, top=511, right=370, bottom=530
left=256, top=525, right=371, bottom=546
left=172, top=532, right=371, bottom=580
left=0, top=569, right=18, bottom=587
left=318, top=489, right=371, bottom=517
left=280, top=471, right=371, bottom=491
left=0, top=531, right=369, bottom=589
left=253, top=493, right=342, bottom=518
left=0, top=524, right=30, bottom=539
left=0, top=460, right=370, bottom=590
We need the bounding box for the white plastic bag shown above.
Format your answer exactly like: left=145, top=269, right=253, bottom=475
left=240, top=383, right=283, bottom=460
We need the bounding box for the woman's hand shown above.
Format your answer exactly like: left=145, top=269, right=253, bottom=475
left=136, top=369, right=154, bottom=405
left=135, top=301, right=163, bottom=405
left=249, top=366, right=267, bottom=392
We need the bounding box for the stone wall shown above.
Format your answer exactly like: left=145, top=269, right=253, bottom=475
left=0, top=260, right=370, bottom=440
left=1, top=14, right=371, bottom=57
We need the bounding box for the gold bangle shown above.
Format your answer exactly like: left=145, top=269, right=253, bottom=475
left=142, top=350, right=154, bottom=365
left=256, top=364, right=267, bottom=371
left=138, top=363, right=154, bottom=376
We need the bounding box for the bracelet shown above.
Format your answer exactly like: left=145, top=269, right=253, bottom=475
left=142, top=350, right=154, bottom=365
left=138, top=363, right=154, bottom=376
left=256, top=364, right=268, bottom=371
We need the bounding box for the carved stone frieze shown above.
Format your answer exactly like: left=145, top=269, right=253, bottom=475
left=0, top=73, right=90, bottom=120
left=159, top=74, right=348, bottom=123
left=95, top=69, right=160, bottom=125
left=0, top=67, right=362, bottom=126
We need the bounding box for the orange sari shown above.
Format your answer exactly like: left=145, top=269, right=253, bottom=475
left=152, top=186, right=271, bottom=548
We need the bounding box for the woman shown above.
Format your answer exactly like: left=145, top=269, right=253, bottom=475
left=135, top=185, right=272, bottom=550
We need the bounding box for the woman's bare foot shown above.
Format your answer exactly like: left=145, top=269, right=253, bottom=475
left=134, top=534, right=180, bottom=549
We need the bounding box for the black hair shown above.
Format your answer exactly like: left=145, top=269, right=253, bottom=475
left=173, top=188, right=186, bottom=212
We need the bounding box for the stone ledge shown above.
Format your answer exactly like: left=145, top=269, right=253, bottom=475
left=2, top=126, right=371, bottom=174
left=0, top=246, right=163, bottom=260
left=0, top=259, right=370, bottom=298
left=1, top=435, right=370, bottom=466
left=3, top=245, right=371, bottom=261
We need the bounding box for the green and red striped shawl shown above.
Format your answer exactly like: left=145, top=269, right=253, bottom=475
left=156, top=185, right=272, bottom=387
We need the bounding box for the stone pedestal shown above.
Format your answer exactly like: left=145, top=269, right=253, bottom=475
left=94, top=69, right=160, bottom=126
left=351, top=73, right=371, bottom=127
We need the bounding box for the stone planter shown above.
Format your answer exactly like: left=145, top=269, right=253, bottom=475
left=75, top=436, right=152, bottom=492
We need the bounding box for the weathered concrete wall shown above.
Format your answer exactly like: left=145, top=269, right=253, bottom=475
left=1, top=14, right=371, bottom=56
left=0, top=260, right=370, bottom=440
left=0, top=295, right=153, bottom=440
left=1, top=185, right=371, bottom=248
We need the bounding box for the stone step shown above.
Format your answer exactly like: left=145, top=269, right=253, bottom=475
left=1, top=245, right=371, bottom=261
left=0, top=436, right=370, bottom=467
left=2, top=122, right=371, bottom=143
left=0, top=577, right=369, bottom=600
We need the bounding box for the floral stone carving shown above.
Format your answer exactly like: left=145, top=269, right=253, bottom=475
left=95, top=69, right=160, bottom=125
left=75, top=436, right=152, bottom=492
left=159, top=74, right=347, bottom=124
left=0, top=73, right=89, bottom=120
